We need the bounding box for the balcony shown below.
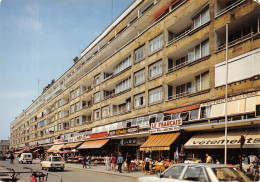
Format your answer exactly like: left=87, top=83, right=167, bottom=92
left=53, top=84, right=64, bottom=95
left=215, top=10, right=260, bottom=51
left=111, top=97, right=131, bottom=117
left=167, top=70, right=210, bottom=100
left=215, top=0, right=246, bottom=18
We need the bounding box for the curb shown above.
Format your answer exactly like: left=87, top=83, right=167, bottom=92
left=66, top=165, right=139, bottom=179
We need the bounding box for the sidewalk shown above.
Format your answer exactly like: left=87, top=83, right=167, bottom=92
left=66, top=163, right=149, bottom=179
left=34, top=159, right=151, bottom=179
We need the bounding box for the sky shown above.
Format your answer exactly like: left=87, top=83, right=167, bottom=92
left=0, top=0, right=134, bottom=140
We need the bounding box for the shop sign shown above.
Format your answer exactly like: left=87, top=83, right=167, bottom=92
left=149, top=126, right=180, bottom=134
left=109, top=126, right=139, bottom=136
left=54, top=139, right=63, bottom=144
left=84, top=131, right=107, bottom=140
left=201, top=90, right=260, bottom=107
left=120, top=138, right=137, bottom=145
left=151, top=119, right=182, bottom=129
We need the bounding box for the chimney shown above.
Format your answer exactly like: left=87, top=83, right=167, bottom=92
left=73, top=56, right=79, bottom=63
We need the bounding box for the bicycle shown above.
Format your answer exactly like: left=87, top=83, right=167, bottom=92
left=0, top=167, right=27, bottom=182
left=23, top=167, right=62, bottom=182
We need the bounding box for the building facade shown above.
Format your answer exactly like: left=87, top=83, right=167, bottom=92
left=10, top=0, right=260, bottom=162
left=0, top=140, right=9, bottom=155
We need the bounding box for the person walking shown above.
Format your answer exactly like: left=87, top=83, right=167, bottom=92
left=104, top=155, right=110, bottom=170
left=144, top=155, right=150, bottom=175
left=110, top=154, right=117, bottom=172
left=10, top=153, right=14, bottom=164
left=126, top=153, right=132, bottom=173
left=82, top=155, right=87, bottom=168
left=87, top=155, right=92, bottom=168
left=206, top=153, right=213, bottom=163
left=117, top=153, right=123, bottom=173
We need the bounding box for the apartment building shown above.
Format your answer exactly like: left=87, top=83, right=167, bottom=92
left=10, top=0, right=260, bottom=161
left=0, top=140, right=9, bottom=155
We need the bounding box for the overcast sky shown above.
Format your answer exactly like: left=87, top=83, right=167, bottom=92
left=0, top=0, right=133, bottom=140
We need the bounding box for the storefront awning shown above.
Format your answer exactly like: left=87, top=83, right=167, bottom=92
left=62, top=142, right=82, bottom=149
left=184, top=129, right=260, bottom=149
left=77, top=139, right=109, bottom=149
left=140, top=132, right=180, bottom=151
left=47, top=144, right=64, bottom=153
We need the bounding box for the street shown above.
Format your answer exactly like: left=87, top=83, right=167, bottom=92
left=0, top=159, right=138, bottom=182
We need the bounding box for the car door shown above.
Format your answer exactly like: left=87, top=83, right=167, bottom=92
left=180, top=166, right=210, bottom=182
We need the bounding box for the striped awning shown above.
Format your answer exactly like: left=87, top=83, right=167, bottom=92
left=47, top=144, right=64, bottom=153
left=78, top=139, right=109, bottom=149
left=62, top=142, right=82, bottom=149
left=140, top=132, right=180, bottom=151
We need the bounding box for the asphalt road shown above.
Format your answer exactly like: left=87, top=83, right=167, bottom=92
left=0, top=159, right=137, bottom=182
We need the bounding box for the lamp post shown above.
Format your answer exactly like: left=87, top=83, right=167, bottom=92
left=224, top=24, right=229, bottom=165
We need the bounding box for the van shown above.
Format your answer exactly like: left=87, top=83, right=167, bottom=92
left=18, top=153, right=33, bottom=164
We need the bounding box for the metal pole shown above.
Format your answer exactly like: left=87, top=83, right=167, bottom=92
left=224, top=24, right=229, bottom=165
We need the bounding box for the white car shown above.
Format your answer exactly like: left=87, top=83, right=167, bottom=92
left=138, top=163, right=252, bottom=182
left=41, top=156, right=65, bottom=171
left=18, top=153, right=33, bottom=164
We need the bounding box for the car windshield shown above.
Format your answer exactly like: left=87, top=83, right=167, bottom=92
left=52, top=157, right=62, bottom=161
left=212, top=167, right=251, bottom=182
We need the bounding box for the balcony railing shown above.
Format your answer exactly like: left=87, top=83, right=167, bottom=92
left=167, top=29, right=191, bottom=46
left=111, top=108, right=131, bottom=116
left=168, top=60, right=188, bottom=73
left=215, top=0, right=246, bottom=18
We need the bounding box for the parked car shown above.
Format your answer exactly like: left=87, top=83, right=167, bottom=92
left=138, top=163, right=252, bottom=182
left=18, top=153, right=33, bottom=164
left=41, top=156, right=65, bottom=171
left=184, top=158, right=202, bottom=164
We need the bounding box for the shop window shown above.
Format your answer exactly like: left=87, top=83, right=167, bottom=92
left=201, top=106, right=211, bottom=118
left=180, top=112, right=189, bottom=121
left=131, top=118, right=137, bottom=126
left=163, top=114, right=172, bottom=121
left=149, top=114, right=157, bottom=124
left=190, top=109, right=199, bottom=120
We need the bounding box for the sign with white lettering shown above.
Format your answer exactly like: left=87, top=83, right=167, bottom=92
left=149, top=126, right=181, bottom=134
left=151, top=119, right=182, bottom=129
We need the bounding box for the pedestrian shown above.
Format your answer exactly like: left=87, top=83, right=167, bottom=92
left=242, top=154, right=249, bottom=164
left=205, top=153, right=213, bottom=163
left=216, top=159, right=220, bottom=164
left=110, top=154, right=116, bottom=172
left=126, top=153, right=131, bottom=173
left=104, top=155, right=110, bottom=171
left=9, top=153, right=14, bottom=164
left=117, top=153, right=123, bottom=173
left=248, top=153, right=258, bottom=164
left=82, top=155, right=87, bottom=168
left=87, top=155, right=92, bottom=168
left=144, top=155, right=150, bottom=175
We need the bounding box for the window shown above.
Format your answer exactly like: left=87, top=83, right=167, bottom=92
left=149, top=87, right=162, bottom=104
left=201, top=106, right=211, bottom=118
left=102, top=106, right=109, bottom=118
left=195, top=71, right=209, bottom=92
left=94, top=74, right=100, bottom=86
left=75, top=117, right=80, bottom=126
left=149, top=60, right=162, bottom=79
left=115, top=77, right=131, bottom=94
left=188, top=39, right=209, bottom=62
left=163, top=166, right=185, bottom=179
left=149, top=34, right=163, bottom=54
left=58, top=99, right=61, bottom=107
left=184, top=167, right=207, bottom=181
left=70, top=91, right=75, bottom=100
left=58, top=111, right=61, bottom=119
left=113, top=56, right=131, bottom=75
left=94, top=109, right=100, bottom=120
left=193, top=7, right=209, bottom=29
left=75, top=88, right=80, bottom=97
left=55, top=113, right=58, bottom=120
left=70, top=105, right=75, bottom=114
left=134, top=93, right=145, bottom=108
left=190, top=109, right=199, bottom=120
left=176, top=82, right=191, bottom=96
left=75, top=102, right=80, bottom=112
left=135, top=45, right=145, bottom=62
left=94, top=92, right=100, bottom=103
left=134, top=69, right=145, bottom=85
left=70, top=118, right=74, bottom=128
